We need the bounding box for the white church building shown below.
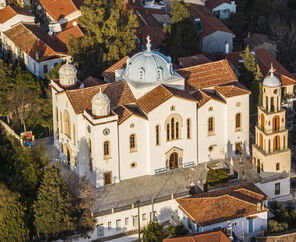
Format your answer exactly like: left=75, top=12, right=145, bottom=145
left=51, top=38, right=251, bottom=188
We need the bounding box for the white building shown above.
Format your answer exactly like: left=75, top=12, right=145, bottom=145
left=2, top=22, right=69, bottom=79
left=0, top=5, right=34, bottom=40
left=51, top=38, right=250, bottom=188
left=177, top=183, right=269, bottom=240
left=0, top=0, right=6, bottom=9
left=205, top=0, right=236, bottom=20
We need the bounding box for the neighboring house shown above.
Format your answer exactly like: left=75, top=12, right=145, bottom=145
left=224, top=48, right=296, bottom=129
left=0, top=5, right=34, bottom=39
left=51, top=39, right=250, bottom=188
left=178, top=54, right=211, bottom=68
left=188, top=4, right=233, bottom=53
left=2, top=23, right=69, bottom=78
left=0, top=0, right=6, bottom=9
left=177, top=183, right=269, bottom=240
left=205, top=0, right=236, bottom=20
left=163, top=229, right=231, bottom=242
left=34, top=0, right=83, bottom=27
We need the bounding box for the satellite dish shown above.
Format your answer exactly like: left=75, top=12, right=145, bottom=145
left=37, top=5, right=41, bottom=10
left=48, top=31, right=53, bottom=36
left=72, top=21, right=77, bottom=27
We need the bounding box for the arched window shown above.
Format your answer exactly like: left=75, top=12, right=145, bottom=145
left=274, top=135, right=280, bottom=151
left=56, top=107, right=59, bottom=128
left=208, top=117, right=214, bottom=135
left=253, top=157, right=256, bottom=165
left=165, top=114, right=182, bottom=141
left=276, top=163, right=280, bottom=171
left=60, top=111, right=63, bottom=133
left=266, top=96, right=268, bottom=111
left=284, top=136, right=286, bottom=149
left=64, top=110, right=71, bottom=138
left=270, top=97, right=274, bottom=112
left=139, top=68, right=145, bottom=80
left=130, top=134, right=137, bottom=152
left=187, top=118, right=191, bottom=139
left=73, top=125, right=76, bottom=146
left=155, top=125, right=160, bottom=145
left=273, top=115, right=280, bottom=132
left=259, top=133, right=263, bottom=148
left=260, top=113, right=264, bottom=130
left=235, top=113, right=241, bottom=130
left=157, top=67, right=163, bottom=81
left=104, top=141, right=110, bottom=158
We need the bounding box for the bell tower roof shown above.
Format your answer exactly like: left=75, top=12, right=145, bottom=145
left=263, top=63, right=281, bottom=87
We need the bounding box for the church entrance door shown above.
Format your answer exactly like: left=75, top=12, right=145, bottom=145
left=104, top=172, right=111, bottom=185
left=169, top=152, right=178, bottom=169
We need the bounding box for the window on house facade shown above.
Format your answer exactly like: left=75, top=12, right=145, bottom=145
left=43, top=64, right=48, bottom=74
left=187, top=118, right=191, bottom=139
left=33, top=62, right=36, bottom=73
left=116, top=219, right=121, bottom=230
left=97, top=224, right=104, bottom=237
left=133, top=216, right=138, bottom=227
left=108, top=221, right=112, bottom=230
left=125, top=217, right=129, bottom=226
left=166, top=123, right=170, bottom=141
left=142, top=213, right=146, bottom=221
left=235, top=113, right=241, bottom=131
left=276, top=163, right=280, bottom=171
left=129, top=134, right=136, bottom=152
left=104, top=141, right=110, bottom=158
left=275, top=182, right=280, bottom=195
left=150, top=211, right=157, bottom=221
left=208, top=117, right=215, bottom=135
left=156, top=125, right=160, bottom=145
left=64, top=110, right=71, bottom=138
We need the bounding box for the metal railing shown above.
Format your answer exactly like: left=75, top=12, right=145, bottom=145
left=257, top=124, right=285, bottom=134
left=253, top=144, right=289, bottom=155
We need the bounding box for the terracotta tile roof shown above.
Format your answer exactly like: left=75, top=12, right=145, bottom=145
left=136, top=85, right=196, bottom=113
left=177, top=60, right=237, bottom=91
left=224, top=48, right=296, bottom=87
left=125, top=0, right=166, bottom=17
left=163, top=229, right=230, bottom=242
left=205, top=0, right=232, bottom=10
left=113, top=105, right=147, bottom=124
left=3, top=23, right=67, bottom=62
left=177, top=183, right=268, bottom=226
left=83, top=76, right=106, bottom=87
left=215, top=83, right=251, bottom=98
left=193, top=89, right=226, bottom=108
left=0, top=5, right=33, bottom=24
left=188, top=4, right=232, bottom=38
left=178, top=54, right=211, bottom=68
left=66, top=80, right=136, bottom=114
left=102, top=56, right=129, bottom=82
left=55, top=25, right=84, bottom=47
left=136, top=25, right=165, bottom=49
left=38, top=0, right=79, bottom=21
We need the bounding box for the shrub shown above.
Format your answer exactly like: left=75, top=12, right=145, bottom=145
left=268, top=219, right=288, bottom=233
left=206, top=169, right=228, bottom=186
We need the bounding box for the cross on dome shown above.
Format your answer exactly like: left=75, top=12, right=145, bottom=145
left=269, top=63, right=276, bottom=77
left=146, top=35, right=151, bottom=52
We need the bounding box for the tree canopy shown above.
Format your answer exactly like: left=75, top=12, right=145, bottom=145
left=67, top=0, right=139, bottom=78
left=161, top=0, right=200, bottom=62
left=143, top=221, right=164, bottom=242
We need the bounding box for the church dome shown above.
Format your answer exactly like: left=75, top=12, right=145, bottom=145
left=263, top=64, right=281, bottom=87
left=59, top=60, right=77, bottom=86
left=122, top=36, right=174, bottom=83
left=91, top=88, right=110, bottom=117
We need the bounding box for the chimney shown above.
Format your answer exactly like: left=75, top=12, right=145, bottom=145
left=225, top=41, right=230, bottom=54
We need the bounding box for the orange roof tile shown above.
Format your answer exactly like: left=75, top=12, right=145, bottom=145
left=136, top=85, right=196, bottom=113
left=205, top=0, right=232, bottom=10
left=3, top=23, right=67, bottom=62
left=178, top=54, right=211, bottom=68
left=113, top=105, right=147, bottom=124
left=177, top=60, right=238, bottom=91
left=188, top=4, right=232, bottom=38
left=66, top=80, right=136, bottom=114
left=215, top=83, right=251, bottom=98
left=102, top=56, right=129, bottom=82
left=55, top=25, right=84, bottom=47
left=177, top=183, right=268, bottom=226
left=163, top=230, right=230, bottom=242
left=136, top=25, right=165, bottom=49
left=0, top=5, right=33, bottom=24
left=224, top=48, right=296, bottom=87
left=38, top=0, right=79, bottom=21
left=83, top=76, right=106, bottom=87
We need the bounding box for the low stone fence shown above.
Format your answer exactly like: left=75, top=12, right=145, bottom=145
left=256, top=230, right=296, bottom=242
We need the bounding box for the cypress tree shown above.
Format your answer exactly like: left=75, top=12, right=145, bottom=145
left=33, top=165, right=75, bottom=240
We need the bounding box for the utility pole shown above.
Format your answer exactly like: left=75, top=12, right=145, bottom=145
left=137, top=200, right=141, bottom=242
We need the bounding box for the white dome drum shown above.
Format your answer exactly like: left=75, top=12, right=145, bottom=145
left=263, top=64, right=281, bottom=87
left=59, top=59, right=78, bottom=86
left=122, top=36, right=174, bottom=83
left=92, top=88, right=110, bottom=117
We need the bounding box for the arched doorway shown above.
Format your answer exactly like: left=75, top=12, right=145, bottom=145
left=273, top=115, right=280, bottom=132
left=67, top=148, right=71, bottom=165
left=259, top=133, right=263, bottom=148
left=261, top=113, right=265, bottom=130
left=169, top=152, right=178, bottom=169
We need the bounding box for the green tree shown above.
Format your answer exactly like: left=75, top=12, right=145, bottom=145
left=68, top=0, right=139, bottom=78
left=46, top=62, right=63, bottom=80
left=161, top=0, right=200, bottom=61
left=268, top=219, right=288, bottom=232
left=0, top=183, right=29, bottom=241
left=33, top=165, right=75, bottom=240
left=143, top=221, right=164, bottom=242
left=206, top=169, right=228, bottom=186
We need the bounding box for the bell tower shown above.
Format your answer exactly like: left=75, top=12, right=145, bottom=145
left=252, top=64, right=291, bottom=174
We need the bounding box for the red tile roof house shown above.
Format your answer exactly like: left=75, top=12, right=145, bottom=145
left=188, top=4, right=234, bottom=54
left=2, top=23, right=69, bottom=79
left=176, top=183, right=269, bottom=240
left=205, top=0, right=236, bottom=20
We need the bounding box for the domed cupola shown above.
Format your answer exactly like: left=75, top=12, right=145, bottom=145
left=122, top=36, right=174, bottom=83
left=91, top=88, right=110, bottom=117
left=59, top=59, right=77, bottom=86
left=263, top=63, right=281, bottom=87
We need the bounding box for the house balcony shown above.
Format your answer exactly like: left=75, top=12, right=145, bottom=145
left=257, top=124, right=286, bottom=134
left=252, top=144, right=289, bottom=156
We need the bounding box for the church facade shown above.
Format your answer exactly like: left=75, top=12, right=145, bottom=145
left=51, top=39, right=251, bottom=187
